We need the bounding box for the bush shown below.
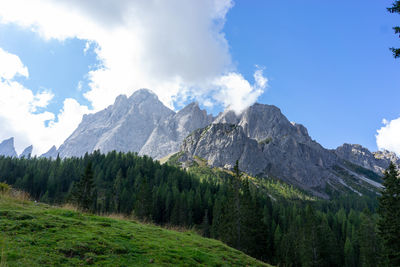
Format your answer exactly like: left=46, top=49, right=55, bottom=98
left=0, top=182, right=11, bottom=194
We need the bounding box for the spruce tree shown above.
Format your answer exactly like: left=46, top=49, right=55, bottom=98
left=358, top=210, right=382, bottom=267
left=233, top=160, right=242, bottom=250
left=378, top=162, right=400, bottom=266
left=201, top=209, right=210, bottom=237
left=388, top=1, right=400, bottom=58
left=72, top=161, right=95, bottom=212
left=134, top=174, right=152, bottom=220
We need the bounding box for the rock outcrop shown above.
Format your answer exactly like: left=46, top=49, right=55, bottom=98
left=40, top=146, right=58, bottom=159
left=180, top=108, right=341, bottom=198
left=19, top=145, right=33, bottom=158
left=0, top=137, right=17, bottom=157
left=335, top=144, right=400, bottom=173
left=140, top=102, right=213, bottom=159
left=57, top=89, right=174, bottom=158
left=56, top=89, right=213, bottom=159
left=178, top=104, right=397, bottom=197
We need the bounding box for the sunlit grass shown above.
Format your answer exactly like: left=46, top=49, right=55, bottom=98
left=0, top=191, right=270, bottom=266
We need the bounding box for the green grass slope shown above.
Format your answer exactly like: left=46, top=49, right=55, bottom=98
left=0, top=194, right=269, bottom=267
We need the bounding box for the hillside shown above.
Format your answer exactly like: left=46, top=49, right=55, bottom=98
left=0, top=193, right=269, bottom=267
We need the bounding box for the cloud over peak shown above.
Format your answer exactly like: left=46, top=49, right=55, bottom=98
left=376, top=117, right=400, bottom=156
left=0, top=0, right=268, bottom=154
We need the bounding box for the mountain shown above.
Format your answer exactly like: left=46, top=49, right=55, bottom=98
left=140, top=102, right=214, bottom=159
left=335, top=143, right=400, bottom=173
left=40, top=145, right=58, bottom=159
left=0, top=137, right=17, bottom=157
left=19, top=145, right=33, bottom=158
left=49, top=89, right=398, bottom=197
left=177, top=104, right=394, bottom=198
left=56, top=89, right=212, bottom=159
left=57, top=89, right=174, bottom=158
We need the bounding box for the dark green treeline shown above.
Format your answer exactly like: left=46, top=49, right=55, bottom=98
left=0, top=151, right=385, bottom=266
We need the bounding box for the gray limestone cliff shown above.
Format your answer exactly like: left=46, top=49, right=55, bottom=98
left=19, top=145, right=33, bottom=158
left=40, top=146, right=58, bottom=159
left=56, top=89, right=213, bottom=159
left=335, top=143, right=400, bottom=173
left=178, top=104, right=395, bottom=197
left=57, top=89, right=174, bottom=158
left=0, top=138, right=17, bottom=157
left=140, top=102, right=214, bottom=159
left=180, top=106, right=341, bottom=198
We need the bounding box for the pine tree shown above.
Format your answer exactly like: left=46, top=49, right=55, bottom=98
left=233, top=160, right=242, bottom=250
left=113, top=169, right=124, bottom=212
left=344, top=237, right=356, bottom=267
left=358, top=210, right=382, bottom=267
left=72, top=161, right=95, bottom=212
left=201, top=209, right=210, bottom=237
left=378, top=162, right=400, bottom=266
left=210, top=196, right=223, bottom=239
left=388, top=1, right=400, bottom=58
left=134, top=174, right=152, bottom=220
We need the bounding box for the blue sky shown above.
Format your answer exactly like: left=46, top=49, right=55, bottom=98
left=0, top=0, right=399, bottom=155
left=223, top=0, right=400, bottom=151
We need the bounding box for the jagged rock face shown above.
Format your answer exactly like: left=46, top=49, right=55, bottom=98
left=181, top=123, right=266, bottom=173
left=140, top=102, right=214, bottom=159
left=0, top=137, right=17, bottom=157
left=374, top=150, right=400, bottom=165
left=56, top=89, right=212, bottom=159
left=40, top=145, right=58, bottom=159
left=180, top=122, right=339, bottom=198
left=214, top=104, right=310, bottom=143
left=19, top=145, right=33, bottom=158
left=57, top=89, right=174, bottom=158
left=335, top=144, right=399, bottom=174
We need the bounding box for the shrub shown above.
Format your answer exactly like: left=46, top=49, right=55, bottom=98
left=0, top=182, right=10, bottom=194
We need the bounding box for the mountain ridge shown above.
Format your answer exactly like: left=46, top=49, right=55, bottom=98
left=1, top=89, right=398, bottom=197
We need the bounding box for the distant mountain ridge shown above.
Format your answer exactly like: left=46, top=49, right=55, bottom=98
left=1, top=89, right=398, bottom=197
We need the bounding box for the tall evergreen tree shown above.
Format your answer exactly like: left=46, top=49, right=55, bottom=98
left=134, top=173, right=152, bottom=220
left=233, top=160, right=242, bottom=250
left=388, top=1, right=400, bottom=58
left=72, top=161, right=95, bottom=212
left=378, top=162, right=400, bottom=266
left=358, top=210, right=382, bottom=267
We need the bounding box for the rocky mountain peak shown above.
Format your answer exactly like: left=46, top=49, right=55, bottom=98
left=139, top=102, right=214, bottom=159
left=128, top=88, right=159, bottom=104
left=0, top=137, right=17, bottom=157
left=179, top=121, right=336, bottom=198
left=334, top=143, right=399, bottom=174
left=114, top=94, right=128, bottom=106
left=19, top=145, right=33, bottom=158
left=57, top=89, right=174, bottom=158
left=40, top=145, right=58, bottom=159
left=178, top=102, right=200, bottom=114
left=374, top=150, right=400, bottom=164
left=214, top=103, right=311, bottom=144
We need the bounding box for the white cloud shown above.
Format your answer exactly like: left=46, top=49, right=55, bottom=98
left=0, top=47, right=28, bottom=79
left=376, top=117, right=400, bottom=156
left=0, top=48, right=89, bottom=155
left=213, top=68, right=267, bottom=114
left=0, top=0, right=265, bottom=111
left=0, top=0, right=268, bottom=153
